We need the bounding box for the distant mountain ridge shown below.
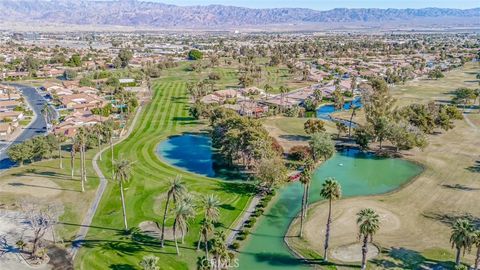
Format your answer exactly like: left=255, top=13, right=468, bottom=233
left=0, top=0, right=478, bottom=28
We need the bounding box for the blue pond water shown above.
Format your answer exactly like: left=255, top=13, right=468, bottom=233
left=157, top=133, right=245, bottom=180
left=316, top=96, right=362, bottom=120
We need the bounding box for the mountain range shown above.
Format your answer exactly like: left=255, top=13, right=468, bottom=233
left=0, top=0, right=479, bottom=29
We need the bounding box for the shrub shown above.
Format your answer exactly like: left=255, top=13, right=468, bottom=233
left=230, top=242, right=240, bottom=250
left=188, top=49, right=204, bottom=60
left=289, top=145, right=312, bottom=161
left=236, top=234, right=246, bottom=241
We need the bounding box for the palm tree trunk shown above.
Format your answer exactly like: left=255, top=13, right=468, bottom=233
left=197, top=229, right=203, bottom=251
left=71, top=149, right=75, bottom=179
left=299, top=184, right=306, bottom=237
left=361, top=235, right=368, bottom=270
left=304, top=183, right=310, bottom=216
left=204, top=231, right=209, bottom=260
left=455, top=247, right=461, bottom=266
left=348, top=110, right=354, bottom=138
left=474, top=246, right=479, bottom=270
left=120, top=181, right=128, bottom=230
left=324, top=198, right=332, bottom=261
left=173, top=219, right=179, bottom=255
left=98, top=137, right=102, bottom=161
left=59, top=143, right=63, bottom=169
left=80, top=148, right=85, bottom=192
left=82, top=144, right=87, bottom=183
left=160, top=195, right=171, bottom=248
left=110, top=137, right=114, bottom=178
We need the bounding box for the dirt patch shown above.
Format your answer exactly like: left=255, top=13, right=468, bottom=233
left=331, top=243, right=379, bottom=262
left=0, top=176, right=62, bottom=198
left=138, top=221, right=182, bottom=241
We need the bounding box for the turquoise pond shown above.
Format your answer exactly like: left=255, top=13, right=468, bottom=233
left=157, top=134, right=423, bottom=270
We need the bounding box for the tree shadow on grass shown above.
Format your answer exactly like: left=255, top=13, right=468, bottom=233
left=109, top=264, right=136, bottom=270
left=422, top=211, right=480, bottom=227
left=216, top=181, right=256, bottom=195
left=371, top=247, right=456, bottom=269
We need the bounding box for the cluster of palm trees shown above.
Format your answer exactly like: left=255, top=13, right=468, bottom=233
left=297, top=160, right=380, bottom=269
left=450, top=218, right=480, bottom=269
left=158, top=176, right=226, bottom=263
left=70, top=120, right=115, bottom=192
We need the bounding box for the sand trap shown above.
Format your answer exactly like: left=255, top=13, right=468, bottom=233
left=331, top=243, right=379, bottom=262
left=138, top=221, right=182, bottom=240
left=0, top=176, right=62, bottom=198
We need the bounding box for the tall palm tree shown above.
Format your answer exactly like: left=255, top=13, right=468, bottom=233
left=70, top=139, right=76, bottom=179
left=173, top=201, right=194, bottom=255
left=320, top=177, right=342, bottom=262
left=160, top=176, right=186, bottom=248
left=357, top=208, right=380, bottom=270
left=56, top=133, right=66, bottom=169
left=179, top=193, right=195, bottom=244
left=197, top=194, right=220, bottom=258
left=472, top=230, right=480, bottom=270
left=113, top=158, right=133, bottom=230
left=198, top=219, right=214, bottom=260
left=450, top=219, right=474, bottom=267
left=211, top=230, right=229, bottom=270
left=93, top=124, right=104, bottom=161
left=102, top=120, right=115, bottom=177
left=74, top=128, right=87, bottom=192
left=299, top=159, right=313, bottom=238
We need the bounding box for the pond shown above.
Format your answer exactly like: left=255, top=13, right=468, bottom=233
left=316, top=96, right=362, bottom=120
left=236, top=148, right=423, bottom=270
left=157, top=133, right=246, bottom=180
left=157, top=134, right=423, bottom=270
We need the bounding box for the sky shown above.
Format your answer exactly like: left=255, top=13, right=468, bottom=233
left=153, top=0, right=479, bottom=10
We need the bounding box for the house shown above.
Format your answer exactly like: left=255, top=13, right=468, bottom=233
left=222, top=100, right=269, bottom=118
left=0, top=100, right=21, bottom=111
left=0, top=111, right=24, bottom=125
left=60, top=93, right=108, bottom=112
left=0, top=123, right=13, bottom=138
left=53, top=111, right=109, bottom=137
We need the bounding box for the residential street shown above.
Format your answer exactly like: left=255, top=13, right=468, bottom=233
left=0, top=84, right=49, bottom=168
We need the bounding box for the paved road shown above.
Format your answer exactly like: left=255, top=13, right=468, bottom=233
left=0, top=84, right=49, bottom=168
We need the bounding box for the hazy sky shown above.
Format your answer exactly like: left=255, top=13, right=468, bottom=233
left=154, top=0, right=479, bottom=9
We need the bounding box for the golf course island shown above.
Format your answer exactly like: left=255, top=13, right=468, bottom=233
left=0, top=27, right=478, bottom=270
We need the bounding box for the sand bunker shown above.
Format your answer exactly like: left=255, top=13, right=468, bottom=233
left=138, top=221, right=182, bottom=240
left=331, top=243, right=379, bottom=262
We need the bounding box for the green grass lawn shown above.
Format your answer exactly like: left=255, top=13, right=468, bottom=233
left=74, top=76, right=253, bottom=270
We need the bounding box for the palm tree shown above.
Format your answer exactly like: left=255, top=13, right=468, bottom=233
left=173, top=201, right=194, bottom=255
left=179, top=193, right=195, bottom=244
left=197, top=194, right=220, bottom=258
left=70, top=139, right=76, bottom=179
left=74, top=128, right=87, bottom=192
left=320, top=177, right=342, bottom=262
left=113, top=158, right=133, bottom=230
left=139, top=255, right=159, bottom=270
left=102, top=120, right=115, bottom=177
left=160, top=176, right=186, bottom=248
left=450, top=219, right=474, bottom=267
left=56, top=133, right=66, bottom=169
left=279, top=85, right=289, bottom=113
left=472, top=230, right=480, bottom=270
left=93, top=124, right=104, bottom=161
left=211, top=230, right=229, bottom=270
left=299, top=159, right=314, bottom=238
left=348, top=105, right=358, bottom=138
left=357, top=208, right=380, bottom=270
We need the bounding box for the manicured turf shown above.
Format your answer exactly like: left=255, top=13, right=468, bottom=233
left=74, top=78, right=253, bottom=270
